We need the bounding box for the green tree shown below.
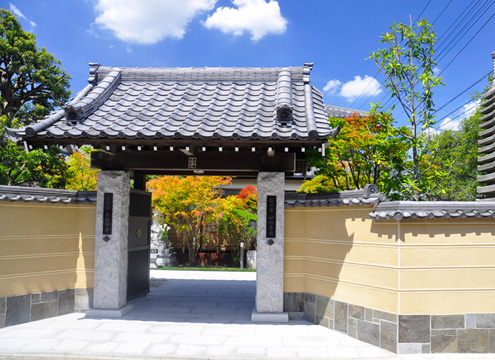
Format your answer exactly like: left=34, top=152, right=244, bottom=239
left=0, top=9, right=71, bottom=187
left=0, top=142, right=67, bottom=187
left=65, top=146, right=100, bottom=191
left=368, top=18, right=444, bottom=200
left=299, top=112, right=409, bottom=199
left=0, top=9, right=71, bottom=125
left=424, top=108, right=480, bottom=201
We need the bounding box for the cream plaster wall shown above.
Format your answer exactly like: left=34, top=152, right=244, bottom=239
left=284, top=207, right=495, bottom=315
left=0, top=202, right=95, bottom=298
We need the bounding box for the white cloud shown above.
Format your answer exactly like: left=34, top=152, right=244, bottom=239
left=438, top=99, right=481, bottom=131
left=340, top=75, right=382, bottom=101
left=323, top=80, right=342, bottom=95
left=203, top=0, right=287, bottom=41
left=438, top=117, right=460, bottom=131
left=461, top=99, right=480, bottom=119
left=9, top=3, right=36, bottom=28
left=94, top=0, right=217, bottom=44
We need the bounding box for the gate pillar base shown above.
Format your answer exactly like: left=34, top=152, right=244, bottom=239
left=251, top=309, right=289, bottom=323
left=86, top=304, right=133, bottom=318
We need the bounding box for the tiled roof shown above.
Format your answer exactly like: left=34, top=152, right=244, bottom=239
left=285, top=184, right=385, bottom=208
left=325, top=105, right=366, bottom=118
left=369, top=201, right=495, bottom=220
left=8, top=63, right=338, bottom=144
left=0, top=186, right=97, bottom=204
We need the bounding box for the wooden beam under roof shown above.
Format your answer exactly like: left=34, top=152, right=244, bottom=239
left=91, top=150, right=297, bottom=175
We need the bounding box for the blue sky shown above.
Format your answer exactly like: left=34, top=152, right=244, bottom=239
left=5, top=0, right=495, bottom=130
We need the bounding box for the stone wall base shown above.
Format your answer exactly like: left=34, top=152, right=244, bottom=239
left=284, top=292, right=495, bottom=354
left=0, top=288, right=93, bottom=328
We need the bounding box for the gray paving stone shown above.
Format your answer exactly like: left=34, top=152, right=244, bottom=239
left=304, top=302, right=316, bottom=323
left=304, top=293, right=315, bottom=304
left=31, top=301, right=57, bottom=321
left=431, top=333, right=458, bottom=353
left=477, top=313, right=495, bottom=329
left=365, top=307, right=373, bottom=322
left=347, top=317, right=357, bottom=338
left=380, top=320, right=397, bottom=353
left=75, top=288, right=93, bottom=310
left=490, top=329, right=495, bottom=353
left=316, top=296, right=334, bottom=319
left=373, top=309, right=398, bottom=323
left=399, top=315, right=430, bottom=343
left=6, top=295, right=30, bottom=327
left=112, top=341, right=150, bottom=355
left=58, top=289, right=75, bottom=315
left=466, top=313, right=476, bottom=329
left=458, top=329, right=490, bottom=353
left=398, top=343, right=423, bottom=354
left=31, top=293, right=40, bottom=304
left=146, top=343, right=178, bottom=356
left=431, top=314, right=465, bottom=329
left=357, top=319, right=379, bottom=347
left=335, top=301, right=348, bottom=333
left=85, top=342, right=119, bottom=353
left=349, top=304, right=365, bottom=320
left=0, top=298, right=5, bottom=314
left=0, top=271, right=393, bottom=359
left=40, top=291, right=58, bottom=302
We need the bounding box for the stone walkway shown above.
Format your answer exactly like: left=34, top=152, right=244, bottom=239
left=0, top=270, right=492, bottom=359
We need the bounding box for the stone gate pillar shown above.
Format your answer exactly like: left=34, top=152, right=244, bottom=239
left=87, top=170, right=133, bottom=317
left=252, top=172, right=289, bottom=322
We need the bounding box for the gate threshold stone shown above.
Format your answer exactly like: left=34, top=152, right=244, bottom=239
left=85, top=304, right=133, bottom=318
left=251, top=308, right=289, bottom=323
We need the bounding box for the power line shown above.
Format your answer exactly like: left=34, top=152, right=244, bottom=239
left=414, top=0, right=432, bottom=23
left=435, top=0, right=494, bottom=62
left=432, top=0, right=453, bottom=24
left=433, top=71, right=491, bottom=114
left=434, top=97, right=478, bottom=130
left=382, top=1, right=494, bottom=114
left=352, top=0, right=433, bottom=110
left=438, top=10, right=495, bottom=76
left=349, top=70, right=380, bottom=108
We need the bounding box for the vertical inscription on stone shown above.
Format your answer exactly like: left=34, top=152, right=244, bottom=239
left=266, top=195, right=276, bottom=238
left=103, top=193, right=113, bottom=235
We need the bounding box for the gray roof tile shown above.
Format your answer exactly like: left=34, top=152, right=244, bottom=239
left=325, top=104, right=366, bottom=118
left=8, top=64, right=340, bottom=143
left=0, top=186, right=97, bottom=204
left=285, top=184, right=385, bottom=208
left=369, top=201, right=495, bottom=220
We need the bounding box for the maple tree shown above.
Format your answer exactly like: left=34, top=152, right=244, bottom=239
left=236, top=184, right=257, bottom=211
left=148, top=176, right=232, bottom=266
left=216, top=195, right=257, bottom=265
